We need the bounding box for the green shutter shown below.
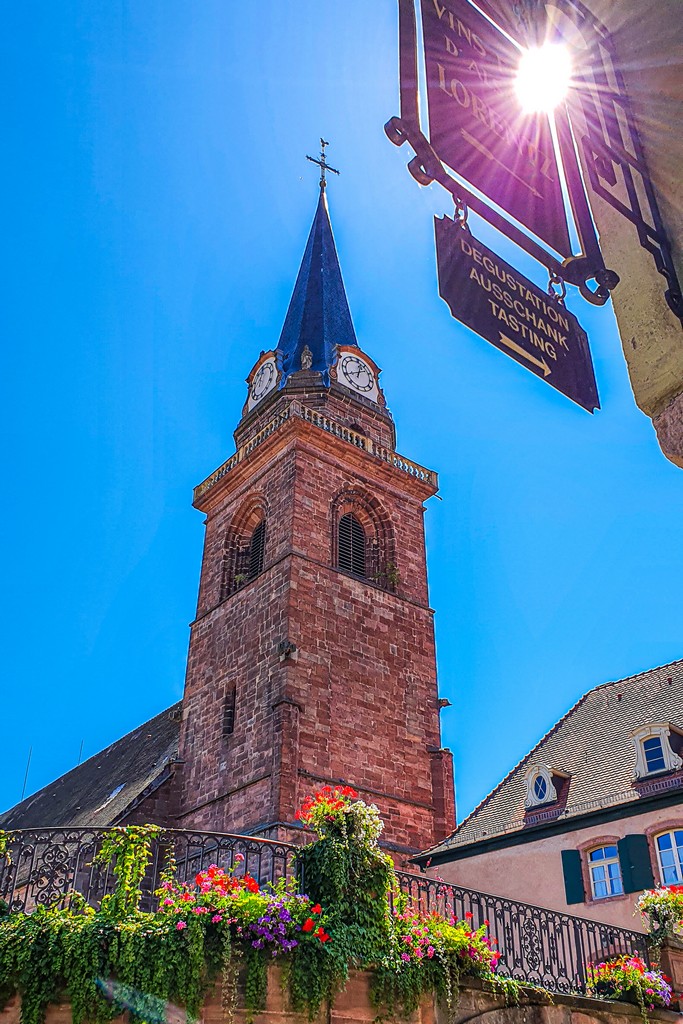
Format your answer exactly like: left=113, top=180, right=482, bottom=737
left=561, top=849, right=585, bottom=904
left=618, top=835, right=655, bottom=893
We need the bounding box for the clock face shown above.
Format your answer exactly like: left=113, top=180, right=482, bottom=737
left=251, top=360, right=276, bottom=401
left=341, top=355, right=375, bottom=393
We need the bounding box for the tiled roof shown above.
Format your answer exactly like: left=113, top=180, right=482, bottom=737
left=0, top=703, right=181, bottom=829
left=424, top=659, right=683, bottom=860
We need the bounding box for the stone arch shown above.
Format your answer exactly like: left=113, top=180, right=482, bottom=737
left=330, top=487, right=397, bottom=590
left=220, top=495, right=269, bottom=599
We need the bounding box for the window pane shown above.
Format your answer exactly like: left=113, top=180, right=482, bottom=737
left=603, top=845, right=618, bottom=858
left=657, top=832, right=683, bottom=885
left=662, top=863, right=680, bottom=885
left=659, top=849, right=676, bottom=870
left=591, top=865, right=608, bottom=899
left=607, top=862, right=624, bottom=894
left=589, top=848, right=605, bottom=862
left=534, top=776, right=547, bottom=801
left=643, top=737, right=666, bottom=772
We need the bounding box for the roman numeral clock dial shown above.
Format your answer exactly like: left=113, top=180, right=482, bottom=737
left=246, top=355, right=278, bottom=412
left=340, top=355, right=375, bottom=393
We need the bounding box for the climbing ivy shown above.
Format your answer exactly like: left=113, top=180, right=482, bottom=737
left=0, top=802, right=523, bottom=1024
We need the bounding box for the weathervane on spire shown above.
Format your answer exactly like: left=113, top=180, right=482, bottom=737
left=306, top=138, right=339, bottom=191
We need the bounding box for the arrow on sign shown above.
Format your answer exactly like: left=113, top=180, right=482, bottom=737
left=499, top=333, right=552, bottom=376
left=461, top=129, right=544, bottom=199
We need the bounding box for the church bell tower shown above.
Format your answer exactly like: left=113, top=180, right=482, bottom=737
left=177, top=151, right=455, bottom=858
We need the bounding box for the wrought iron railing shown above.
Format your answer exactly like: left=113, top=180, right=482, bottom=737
left=395, top=870, right=649, bottom=994
left=0, top=828, right=298, bottom=914
left=0, top=829, right=648, bottom=996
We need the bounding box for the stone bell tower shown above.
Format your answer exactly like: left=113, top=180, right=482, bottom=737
left=177, top=161, right=455, bottom=858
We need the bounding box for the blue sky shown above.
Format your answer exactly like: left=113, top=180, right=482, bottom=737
left=2, top=1, right=681, bottom=822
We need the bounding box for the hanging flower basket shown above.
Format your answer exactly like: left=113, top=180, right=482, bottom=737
left=637, top=886, right=683, bottom=944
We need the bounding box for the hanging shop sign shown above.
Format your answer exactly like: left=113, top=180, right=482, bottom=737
left=420, top=0, right=570, bottom=257
left=385, top=0, right=620, bottom=306
left=435, top=215, right=599, bottom=412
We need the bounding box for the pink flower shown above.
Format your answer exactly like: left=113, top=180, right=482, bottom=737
left=401, top=953, right=411, bottom=962
left=427, top=946, right=435, bottom=958
left=212, top=915, right=223, bottom=924
left=176, top=921, right=187, bottom=931
left=162, top=898, right=173, bottom=906
left=235, top=853, right=245, bottom=863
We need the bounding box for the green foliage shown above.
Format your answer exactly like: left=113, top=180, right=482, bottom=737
left=0, top=831, right=13, bottom=864
left=0, top=801, right=525, bottom=1024
left=95, top=826, right=162, bottom=919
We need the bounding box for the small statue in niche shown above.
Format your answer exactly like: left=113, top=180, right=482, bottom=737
left=300, top=345, right=313, bottom=370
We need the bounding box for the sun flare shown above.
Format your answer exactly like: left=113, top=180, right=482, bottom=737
left=515, top=43, right=572, bottom=114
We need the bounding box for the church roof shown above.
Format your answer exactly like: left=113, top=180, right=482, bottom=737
left=276, top=189, right=357, bottom=387
left=0, top=703, right=181, bottom=830
left=421, top=658, right=683, bottom=863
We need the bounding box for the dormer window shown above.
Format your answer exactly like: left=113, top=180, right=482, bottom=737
left=630, top=723, right=683, bottom=779
left=524, top=766, right=558, bottom=809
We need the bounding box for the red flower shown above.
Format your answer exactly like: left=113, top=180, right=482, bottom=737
left=311, top=904, right=322, bottom=915
left=315, top=927, right=331, bottom=943
left=302, top=918, right=315, bottom=932
left=465, top=911, right=473, bottom=919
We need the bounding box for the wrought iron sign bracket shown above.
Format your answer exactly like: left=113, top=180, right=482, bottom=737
left=568, top=2, right=683, bottom=327
left=385, top=0, right=620, bottom=308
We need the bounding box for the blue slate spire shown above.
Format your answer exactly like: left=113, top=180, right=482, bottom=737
left=276, top=189, right=358, bottom=387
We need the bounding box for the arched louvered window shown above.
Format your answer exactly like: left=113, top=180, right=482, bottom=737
left=248, top=519, right=266, bottom=580
left=338, top=512, right=366, bottom=577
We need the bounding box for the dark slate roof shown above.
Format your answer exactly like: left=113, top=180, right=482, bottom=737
left=0, top=703, right=181, bottom=830
left=276, top=189, right=357, bottom=387
left=424, top=658, right=683, bottom=860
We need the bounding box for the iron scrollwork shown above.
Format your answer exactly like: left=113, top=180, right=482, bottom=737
left=0, top=827, right=650, bottom=998
left=385, top=0, right=620, bottom=307
left=0, top=827, right=300, bottom=916
left=559, top=1, right=683, bottom=325
left=393, top=868, right=649, bottom=996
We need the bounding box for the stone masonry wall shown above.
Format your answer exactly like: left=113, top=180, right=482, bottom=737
left=3, top=970, right=679, bottom=1024
left=177, top=408, right=454, bottom=854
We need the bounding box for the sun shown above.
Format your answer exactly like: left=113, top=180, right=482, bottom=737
left=515, top=43, right=572, bottom=114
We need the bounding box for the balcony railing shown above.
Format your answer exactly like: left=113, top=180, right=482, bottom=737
left=394, top=870, right=650, bottom=995
left=0, top=829, right=648, bottom=996
left=0, top=827, right=297, bottom=914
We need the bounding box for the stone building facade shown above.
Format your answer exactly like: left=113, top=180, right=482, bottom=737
left=0, top=188, right=455, bottom=861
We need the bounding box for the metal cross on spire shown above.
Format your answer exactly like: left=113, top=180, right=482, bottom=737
left=306, top=138, right=339, bottom=191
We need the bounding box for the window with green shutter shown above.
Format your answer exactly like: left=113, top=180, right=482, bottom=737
left=561, top=849, right=585, bottom=904
left=618, top=834, right=655, bottom=892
